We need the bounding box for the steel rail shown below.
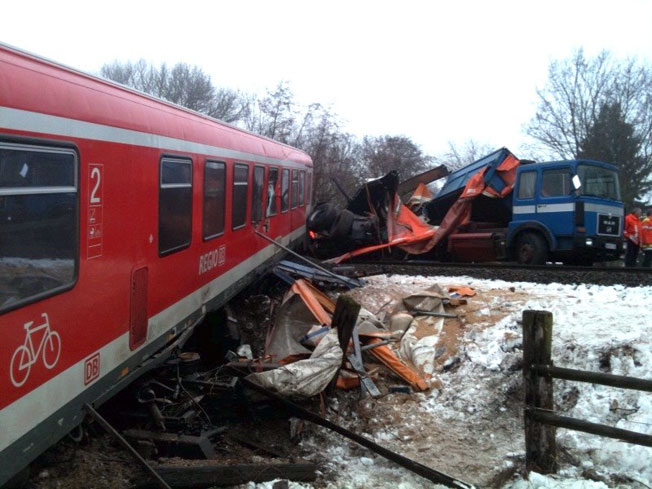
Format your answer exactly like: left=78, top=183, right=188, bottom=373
left=348, top=260, right=652, bottom=275
left=240, top=378, right=475, bottom=489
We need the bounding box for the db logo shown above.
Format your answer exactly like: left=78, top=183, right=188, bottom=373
left=84, top=352, right=100, bottom=385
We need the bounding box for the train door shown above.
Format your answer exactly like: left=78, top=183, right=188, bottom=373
left=251, top=164, right=266, bottom=238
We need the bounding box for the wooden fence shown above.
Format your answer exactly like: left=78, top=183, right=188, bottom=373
left=522, top=310, right=652, bottom=473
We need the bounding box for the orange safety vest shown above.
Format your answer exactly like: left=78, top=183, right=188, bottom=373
left=642, top=217, right=652, bottom=249
left=624, top=213, right=643, bottom=245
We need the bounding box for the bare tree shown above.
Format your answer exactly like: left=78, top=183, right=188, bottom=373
left=249, top=81, right=296, bottom=143
left=526, top=49, right=652, bottom=204
left=526, top=49, right=652, bottom=160
left=358, top=135, right=431, bottom=182
left=100, top=59, right=249, bottom=123
left=208, top=88, right=251, bottom=123
left=436, top=139, right=497, bottom=170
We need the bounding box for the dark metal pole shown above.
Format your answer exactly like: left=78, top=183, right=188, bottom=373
left=254, top=230, right=354, bottom=286
left=240, top=378, right=474, bottom=489
left=85, top=403, right=171, bottom=489
left=413, top=310, right=458, bottom=318
left=330, top=177, right=352, bottom=204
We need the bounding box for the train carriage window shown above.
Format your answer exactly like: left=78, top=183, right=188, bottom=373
left=251, top=165, right=265, bottom=223
left=159, top=157, right=192, bottom=255
left=232, top=163, right=249, bottom=229
left=0, top=143, right=78, bottom=313
left=291, top=170, right=299, bottom=209
left=203, top=161, right=226, bottom=239
left=299, top=170, right=305, bottom=206
left=281, top=169, right=289, bottom=212
left=266, top=168, right=278, bottom=217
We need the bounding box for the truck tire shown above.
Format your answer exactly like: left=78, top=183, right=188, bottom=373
left=329, top=209, right=355, bottom=239
left=515, top=232, right=548, bottom=265
left=307, top=203, right=337, bottom=233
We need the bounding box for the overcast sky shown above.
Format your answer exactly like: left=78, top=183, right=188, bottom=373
left=3, top=0, right=652, bottom=158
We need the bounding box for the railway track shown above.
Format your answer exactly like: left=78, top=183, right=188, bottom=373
left=337, top=260, right=652, bottom=287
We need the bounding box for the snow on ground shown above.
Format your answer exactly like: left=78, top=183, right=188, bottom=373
left=249, top=274, right=652, bottom=489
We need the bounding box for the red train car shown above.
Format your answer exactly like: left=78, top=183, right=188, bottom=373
left=0, top=43, right=312, bottom=485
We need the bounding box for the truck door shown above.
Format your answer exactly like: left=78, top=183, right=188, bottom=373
left=535, top=167, right=575, bottom=237
left=511, top=169, right=538, bottom=224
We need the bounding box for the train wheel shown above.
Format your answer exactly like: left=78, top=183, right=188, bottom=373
left=515, top=232, right=548, bottom=265
left=10, top=346, right=32, bottom=387
left=43, top=331, right=61, bottom=369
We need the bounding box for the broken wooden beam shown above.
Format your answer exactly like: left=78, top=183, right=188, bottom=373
left=123, top=429, right=216, bottom=459
left=133, top=461, right=317, bottom=488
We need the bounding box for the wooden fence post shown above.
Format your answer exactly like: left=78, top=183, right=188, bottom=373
left=327, top=295, right=361, bottom=394
left=522, top=310, right=557, bottom=473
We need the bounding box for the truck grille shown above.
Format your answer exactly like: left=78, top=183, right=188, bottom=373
left=597, top=214, right=620, bottom=236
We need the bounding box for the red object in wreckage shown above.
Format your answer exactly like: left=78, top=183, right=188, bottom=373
left=0, top=42, right=313, bottom=484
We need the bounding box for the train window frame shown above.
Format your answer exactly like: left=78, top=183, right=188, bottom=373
left=159, top=156, right=193, bottom=256
left=291, top=169, right=299, bottom=209
left=0, top=140, right=80, bottom=315
left=232, top=162, right=249, bottom=230
left=202, top=160, right=226, bottom=241
left=266, top=167, right=279, bottom=217
left=306, top=170, right=312, bottom=206
left=281, top=168, right=290, bottom=213
left=298, top=170, right=305, bottom=206
left=251, top=165, right=265, bottom=224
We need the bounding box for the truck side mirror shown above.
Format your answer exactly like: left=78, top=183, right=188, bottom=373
left=572, top=175, right=581, bottom=190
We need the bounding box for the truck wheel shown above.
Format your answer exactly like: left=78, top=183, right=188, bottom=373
left=515, top=232, right=548, bottom=265
left=329, top=209, right=355, bottom=239
left=307, top=203, right=337, bottom=232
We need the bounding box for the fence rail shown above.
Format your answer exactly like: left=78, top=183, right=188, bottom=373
left=522, top=310, right=652, bottom=474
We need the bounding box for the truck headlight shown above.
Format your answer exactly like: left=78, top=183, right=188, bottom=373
left=585, top=238, right=593, bottom=246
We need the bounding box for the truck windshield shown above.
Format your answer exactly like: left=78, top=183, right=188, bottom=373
left=577, top=165, right=620, bottom=201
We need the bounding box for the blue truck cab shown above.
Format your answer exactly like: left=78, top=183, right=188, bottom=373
left=425, top=148, right=623, bottom=265
left=509, top=159, right=623, bottom=265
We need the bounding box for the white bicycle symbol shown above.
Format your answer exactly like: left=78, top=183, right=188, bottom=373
left=10, top=313, right=61, bottom=387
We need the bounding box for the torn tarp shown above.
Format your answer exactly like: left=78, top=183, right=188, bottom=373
left=264, top=279, right=334, bottom=362
left=397, top=285, right=448, bottom=380
left=246, top=329, right=343, bottom=399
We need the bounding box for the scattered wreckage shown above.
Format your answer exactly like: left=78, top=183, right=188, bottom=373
left=307, top=148, right=624, bottom=265
left=68, top=260, right=477, bottom=489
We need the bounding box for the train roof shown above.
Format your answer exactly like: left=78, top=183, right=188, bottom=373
left=0, top=42, right=312, bottom=167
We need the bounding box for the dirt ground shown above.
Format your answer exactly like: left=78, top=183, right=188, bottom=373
left=341, top=275, right=541, bottom=487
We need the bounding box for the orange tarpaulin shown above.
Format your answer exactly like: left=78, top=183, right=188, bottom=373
left=448, top=286, right=476, bottom=297
left=363, top=337, right=428, bottom=391
left=290, top=279, right=335, bottom=326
